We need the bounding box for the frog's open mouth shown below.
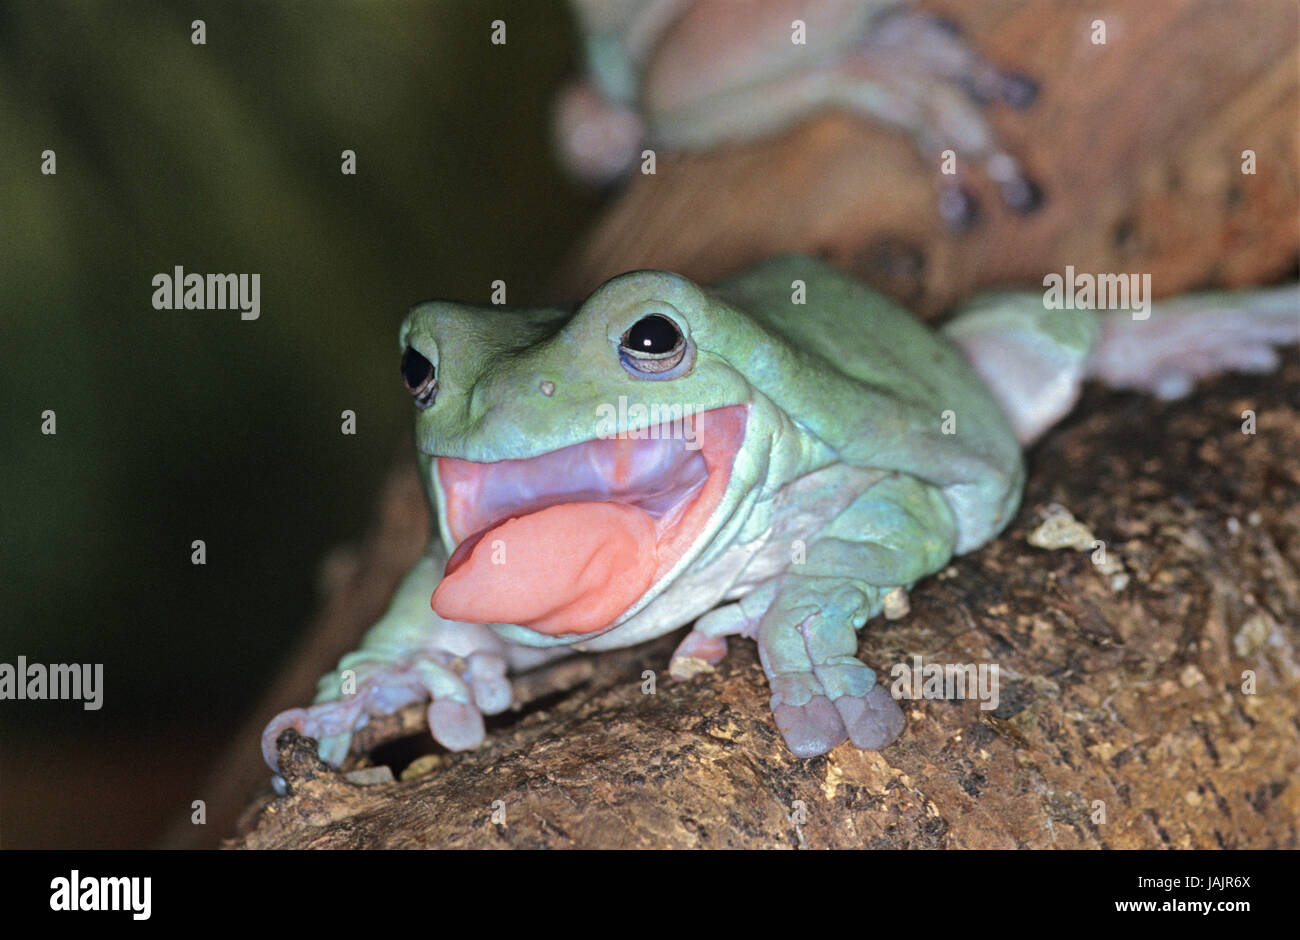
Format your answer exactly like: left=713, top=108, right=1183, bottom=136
left=431, top=405, right=747, bottom=636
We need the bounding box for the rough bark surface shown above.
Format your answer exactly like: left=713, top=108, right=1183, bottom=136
left=216, top=0, right=1300, bottom=849
left=231, top=353, right=1300, bottom=849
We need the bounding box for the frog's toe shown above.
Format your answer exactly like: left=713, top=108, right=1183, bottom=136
left=261, top=708, right=309, bottom=771
left=261, top=700, right=363, bottom=771
left=834, top=683, right=906, bottom=750
left=771, top=695, right=849, bottom=758
left=669, top=629, right=729, bottom=680
left=465, top=652, right=513, bottom=714
left=469, top=676, right=511, bottom=715
left=427, top=698, right=486, bottom=752
left=938, top=185, right=980, bottom=231
left=1000, top=175, right=1044, bottom=214
left=316, top=731, right=355, bottom=768
left=554, top=81, right=644, bottom=185
left=982, top=152, right=1044, bottom=215
left=998, top=72, right=1039, bottom=109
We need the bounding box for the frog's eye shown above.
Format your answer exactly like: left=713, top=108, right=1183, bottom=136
left=401, top=346, right=438, bottom=409
left=619, top=314, right=689, bottom=378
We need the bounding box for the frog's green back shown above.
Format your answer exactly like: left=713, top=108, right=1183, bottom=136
left=710, top=255, right=1023, bottom=553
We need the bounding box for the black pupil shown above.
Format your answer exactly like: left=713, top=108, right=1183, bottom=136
left=401, top=347, right=433, bottom=390
left=626, top=315, right=680, bottom=354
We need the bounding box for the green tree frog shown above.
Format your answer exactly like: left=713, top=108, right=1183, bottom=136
left=263, top=256, right=1297, bottom=772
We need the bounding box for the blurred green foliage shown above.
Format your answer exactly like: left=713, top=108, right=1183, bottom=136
left=0, top=0, right=596, bottom=732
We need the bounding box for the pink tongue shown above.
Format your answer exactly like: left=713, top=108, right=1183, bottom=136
left=432, top=502, right=658, bottom=635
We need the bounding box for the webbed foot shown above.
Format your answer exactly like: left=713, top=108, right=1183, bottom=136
left=261, top=649, right=512, bottom=772
left=767, top=660, right=905, bottom=758
left=833, top=683, right=905, bottom=750
left=772, top=694, right=848, bottom=758
left=1087, top=286, right=1300, bottom=398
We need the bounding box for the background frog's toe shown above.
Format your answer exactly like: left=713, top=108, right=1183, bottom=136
left=771, top=695, right=849, bottom=758
left=998, top=71, right=1039, bottom=109
left=836, top=684, right=906, bottom=750
left=938, top=185, right=980, bottom=231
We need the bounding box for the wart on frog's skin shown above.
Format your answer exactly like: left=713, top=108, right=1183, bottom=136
left=554, top=0, right=1044, bottom=229
left=263, top=257, right=1298, bottom=773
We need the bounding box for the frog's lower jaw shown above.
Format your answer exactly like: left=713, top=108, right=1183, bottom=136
left=430, top=405, right=748, bottom=638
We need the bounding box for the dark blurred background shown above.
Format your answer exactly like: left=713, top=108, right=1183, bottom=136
left=0, top=0, right=595, bottom=848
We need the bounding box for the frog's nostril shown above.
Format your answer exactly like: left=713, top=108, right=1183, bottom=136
left=401, top=347, right=438, bottom=408
left=401, top=347, right=433, bottom=389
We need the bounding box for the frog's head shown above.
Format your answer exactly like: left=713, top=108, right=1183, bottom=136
left=398, top=270, right=771, bottom=647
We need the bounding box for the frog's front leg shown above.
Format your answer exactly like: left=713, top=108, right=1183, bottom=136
left=261, top=548, right=565, bottom=772
left=754, top=474, right=957, bottom=757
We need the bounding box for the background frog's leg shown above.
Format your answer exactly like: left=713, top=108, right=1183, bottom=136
left=848, top=5, right=1042, bottom=220
left=261, top=546, right=525, bottom=771
left=756, top=474, right=957, bottom=757
left=653, top=32, right=1038, bottom=229
left=862, top=6, right=1038, bottom=110
left=1084, top=285, right=1300, bottom=400
left=748, top=16, right=1040, bottom=226
left=554, top=0, right=690, bottom=184
left=668, top=581, right=776, bottom=679
left=553, top=82, right=645, bottom=186
left=561, top=1, right=1042, bottom=225
left=942, top=292, right=1100, bottom=445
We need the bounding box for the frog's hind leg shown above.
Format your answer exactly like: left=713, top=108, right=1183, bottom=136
left=943, top=293, right=1101, bottom=445
left=946, top=284, right=1300, bottom=445
left=1084, top=285, right=1300, bottom=399
left=756, top=578, right=904, bottom=756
